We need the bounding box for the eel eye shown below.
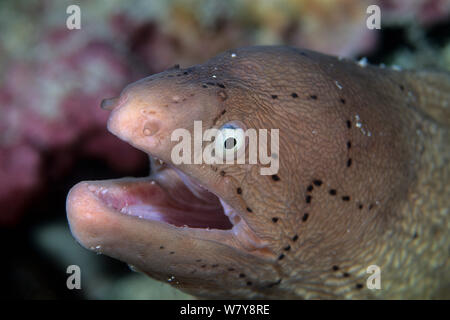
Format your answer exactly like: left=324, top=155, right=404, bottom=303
left=215, top=121, right=246, bottom=160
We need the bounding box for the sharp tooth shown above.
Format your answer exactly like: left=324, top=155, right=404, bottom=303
left=153, top=157, right=165, bottom=166
left=149, top=156, right=167, bottom=175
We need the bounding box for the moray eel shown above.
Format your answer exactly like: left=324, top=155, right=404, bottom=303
left=67, top=46, right=449, bottom=299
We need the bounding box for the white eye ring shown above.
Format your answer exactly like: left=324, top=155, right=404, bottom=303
left=215, top=121, right=246, bottom=160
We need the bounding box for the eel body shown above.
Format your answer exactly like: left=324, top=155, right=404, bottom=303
left=67, top=46, right=449, bottom=299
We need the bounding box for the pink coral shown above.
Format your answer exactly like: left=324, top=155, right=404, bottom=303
left=0, top=27, right=148, bottom=225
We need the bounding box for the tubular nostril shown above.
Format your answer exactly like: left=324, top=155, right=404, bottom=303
left=143, top=121, right=160, bottom=136
left=101, top=97, right=119, bottom=110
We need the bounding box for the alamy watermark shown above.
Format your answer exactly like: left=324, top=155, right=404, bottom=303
left=170, top=121, right=279, bottom=175
left=366, top=5, right=381, bottom=30
left=366, top=264, right=381, bottom=289
left=66, top=265, right=81, bottom=290
left=66, top=5, right=81, bottom=30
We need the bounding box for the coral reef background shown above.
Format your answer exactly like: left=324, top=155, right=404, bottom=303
left=0, top=0, right=449, bottom=299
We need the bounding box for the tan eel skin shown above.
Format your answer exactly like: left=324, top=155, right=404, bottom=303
left=67, top=46, right=449, bottom=299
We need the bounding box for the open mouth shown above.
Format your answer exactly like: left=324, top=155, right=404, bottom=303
left=86, top=156, right=239, bottom=231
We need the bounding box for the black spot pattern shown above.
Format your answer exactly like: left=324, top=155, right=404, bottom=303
left=346, top=120, right=352, bottom=129
left=267, top=106, right=381, bottom=279
left=313, top=180, right=322, bottom=186
left=201, top=81, right=226, bottom=90
left=345, top=119, right=353, bottom=168
left=305, top=195, right=312, bottom=203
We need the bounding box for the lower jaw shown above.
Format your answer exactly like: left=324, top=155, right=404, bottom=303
left=74, top=153, right=272, bottom=255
